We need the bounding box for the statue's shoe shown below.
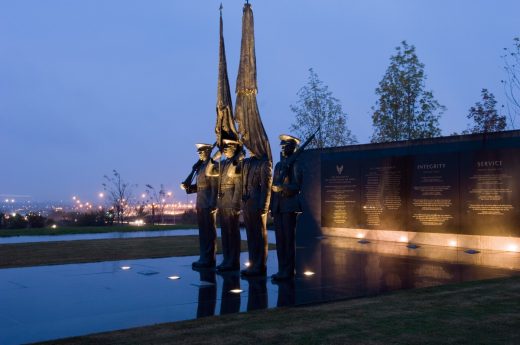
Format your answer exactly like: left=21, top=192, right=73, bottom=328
left=271, top=272, right=294, bottom=281
left=240, top=268, right=267, bottom=277
left=216, top=264, right=240, bottom=272
left=192, top=260, right=216, bottom=269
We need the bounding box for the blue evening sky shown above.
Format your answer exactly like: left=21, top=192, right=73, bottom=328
left=0, top=0, right=518, bottom=202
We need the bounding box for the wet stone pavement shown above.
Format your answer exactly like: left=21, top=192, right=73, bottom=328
left=1, top=237, right=520, bottom=344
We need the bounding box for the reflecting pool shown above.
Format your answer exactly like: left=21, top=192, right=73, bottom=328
left=1, top=237, right=519, bottom=344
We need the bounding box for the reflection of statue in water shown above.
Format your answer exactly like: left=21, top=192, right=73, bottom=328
left=240, top=155, right=272, bottom=277
left=273, top=279, right=295, bottom=307
left=195, top=269, right=217, bottom=318
left=271, top=135, right=303, bottom=281
left=245, top=277, right=268, bottom=311
left=181, top=143, right=218, bottom=269
left=220, top=272, right=241, bottom=314
left=208, top=139, right=244, bottom=272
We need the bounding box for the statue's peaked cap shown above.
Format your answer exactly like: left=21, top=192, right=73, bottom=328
left=222, top=139, right=241, bottom=146
left=279, top=134, right=301, bottom=145
left=196, top=143, right=213, bottom=151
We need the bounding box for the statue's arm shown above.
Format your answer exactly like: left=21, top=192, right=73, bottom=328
left=259, top=160, right=273, bottom=213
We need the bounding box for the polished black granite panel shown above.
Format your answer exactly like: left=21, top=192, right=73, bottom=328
left=317, top=130, right=520, bottom=238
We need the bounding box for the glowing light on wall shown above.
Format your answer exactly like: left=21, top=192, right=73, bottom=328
left=399, top=236, right=408, bottom=243
left=448, top=240, right=457, bottom=247
left=506, top=244, right=519, bottom=252
left=356, top=233, right=365, bottom=239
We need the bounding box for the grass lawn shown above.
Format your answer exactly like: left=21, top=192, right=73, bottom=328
left=0, top=236, right=275, bottom=268
left=0, top=223, right=197, bottom=237
left=41, top=276, right=520, bottom=345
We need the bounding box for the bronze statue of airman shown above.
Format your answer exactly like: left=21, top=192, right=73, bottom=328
left=240, top=153, right=272, bottom=277
left=270, top=134, right=302, bottom=281
left=181, top=143, right=218, bottom=269
left=208, top=139, right=244, bottom=272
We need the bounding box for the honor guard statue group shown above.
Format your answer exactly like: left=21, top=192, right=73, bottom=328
left=181, top=2, right=316, bottom=281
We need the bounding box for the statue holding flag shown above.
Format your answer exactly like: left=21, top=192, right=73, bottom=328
left=212, top=5, right=243, bottom=273
left=234, top=2, right=273, bottom=277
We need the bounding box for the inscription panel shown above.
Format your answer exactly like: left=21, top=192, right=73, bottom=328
left=408, top=153, right=460, bottom=233
left=460, top=149, right=520, bottom=236
left=321, top=156, right=361, bottom=228
left=360, top=157, right=408, bottom=230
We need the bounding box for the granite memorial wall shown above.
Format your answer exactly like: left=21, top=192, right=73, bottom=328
left=320, top=131, right=520, bottom=238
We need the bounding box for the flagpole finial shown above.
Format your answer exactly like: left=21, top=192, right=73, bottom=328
left=219, top=3, right=223, bottom=13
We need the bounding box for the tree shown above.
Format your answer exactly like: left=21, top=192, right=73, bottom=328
left=26, top=213, right=46, bottom=228
left=502, top=37, right=520, bottom=128
left=145, top=184, right=171, bottom=225
left=102, top=170, right=135, bottom=224
left=371, top=41, right=445, bottom=143
left=290, top=68, right=356, bottom=148
left=464, top=89, right=506, bottom=134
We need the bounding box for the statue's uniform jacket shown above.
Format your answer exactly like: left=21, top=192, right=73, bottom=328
left=241, top=157, right=272, bottom=272
left=186, top=159, right=218, bottom=264
left=270, top=159, right=302, bottom=213
left=216, top=158, right=243, bottom=211
left=270, top=158, right=302, bottom=278
left=209, top=155, right=243, bottom=269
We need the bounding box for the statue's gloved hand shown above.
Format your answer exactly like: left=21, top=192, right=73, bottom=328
left=212, top=151, right=222, bottom=162
left=272, top=184, right=283, bottom=193
left=192, top=159, right=203, bottom=171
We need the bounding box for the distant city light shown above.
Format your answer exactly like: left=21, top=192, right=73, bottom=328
left=168, top=276, right=181, bottom=280
left=72, top=196, right=76, bottom=200
left=98, top=193, right=104, bottom=198
left=230, top=289, right=243, bottom=294
left=121, top=266, right=131, bottom=270
left=51, top=224, right=57, bottom=229
left=303, top=270, right=315, bottom=276
left=244, top=261, right=251, bottom=267
left=130, top=219, right=145, bottom=226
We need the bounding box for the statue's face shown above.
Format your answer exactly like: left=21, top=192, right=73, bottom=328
left=198, top=150, right=209, bottom=161
left=281, top=142, right=296, bottom=157
left=223, top=144, right=237, bottom=159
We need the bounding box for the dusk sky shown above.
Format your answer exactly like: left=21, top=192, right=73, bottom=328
left=0, top=0, right=518, bottom=202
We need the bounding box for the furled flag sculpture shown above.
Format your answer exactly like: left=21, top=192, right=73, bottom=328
left=235, top=2, right=272, bottom=162
left=215, top=4, right=239, bottom=149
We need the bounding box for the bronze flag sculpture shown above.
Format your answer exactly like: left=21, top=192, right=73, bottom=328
left=235, top=2, right=273, bottom=277
left=215, top=4, right=239, bottom=149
